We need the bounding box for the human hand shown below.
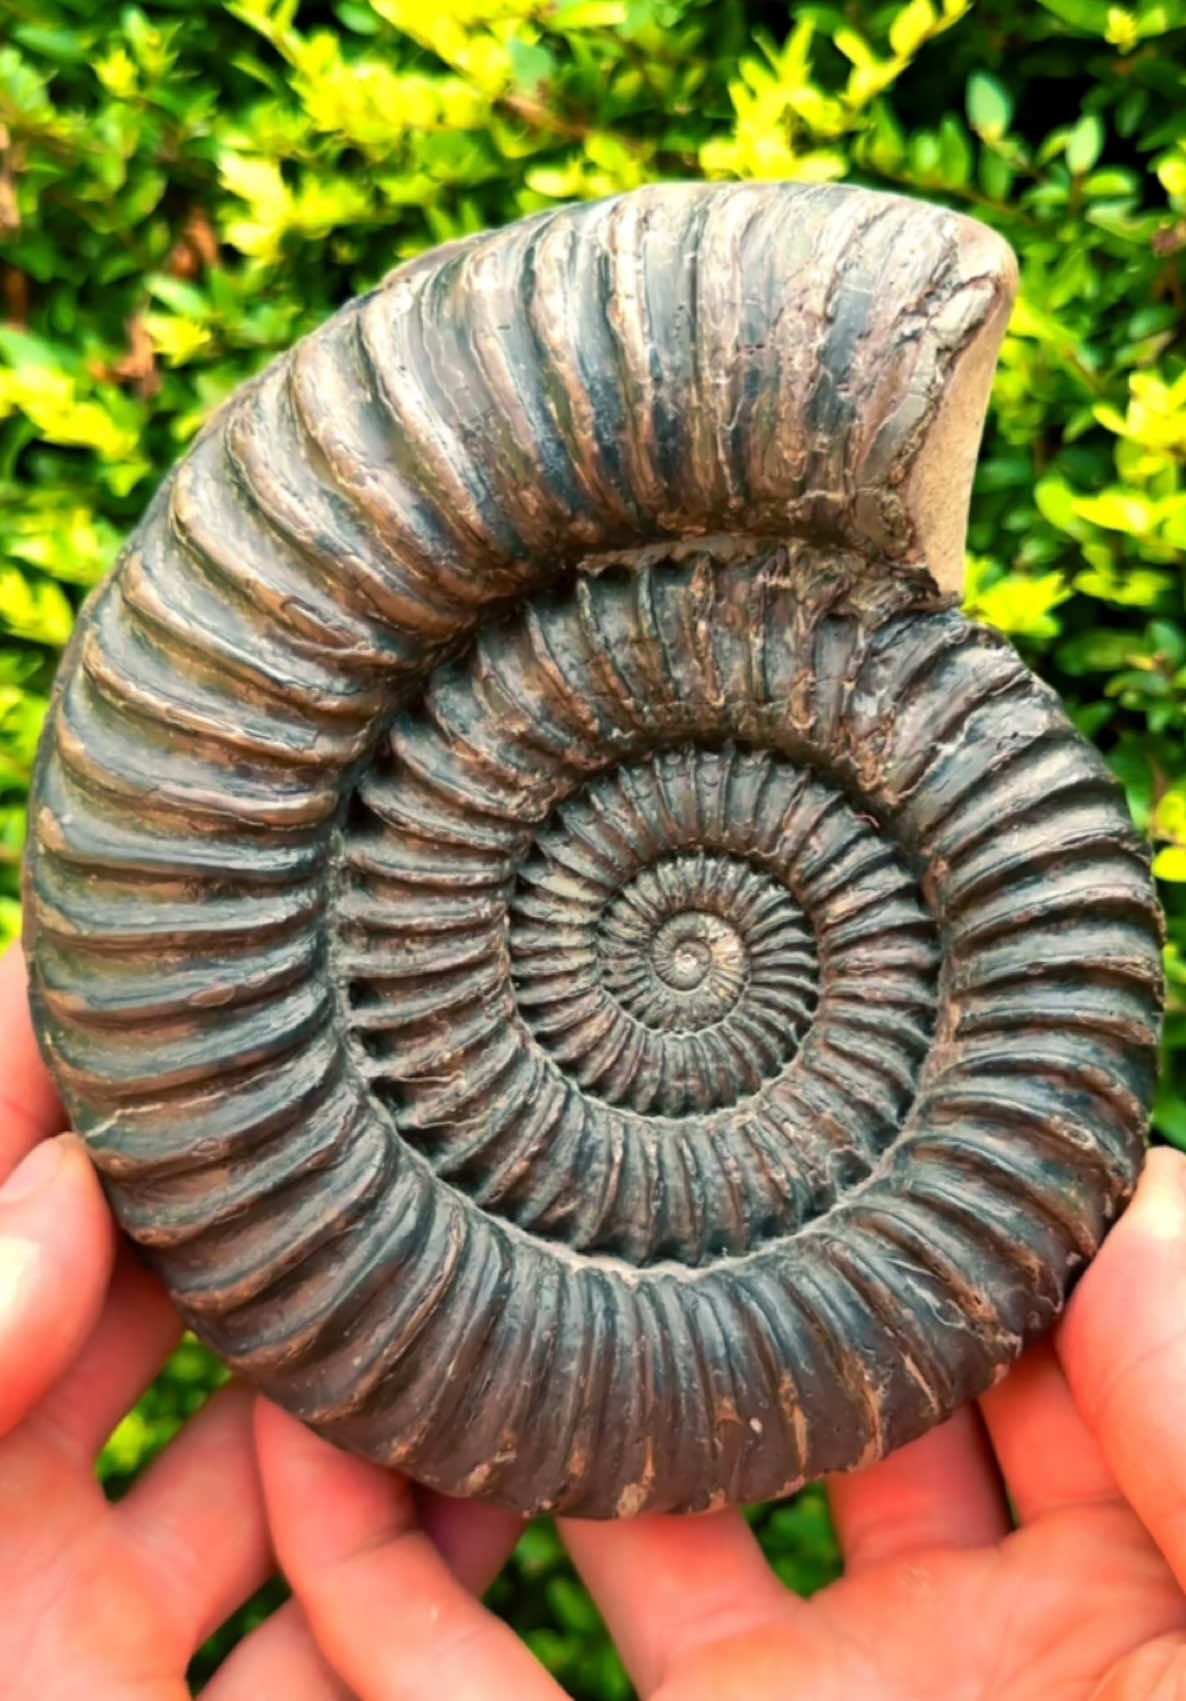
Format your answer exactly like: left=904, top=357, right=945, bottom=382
left=256, top=1146, right=1186, bottom=1701
left=13, top=926, right=1186, bottom=1701
left=0, top=945, right=521, bottom=1699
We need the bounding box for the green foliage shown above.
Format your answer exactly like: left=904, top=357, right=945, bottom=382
left=98, top=1336, right=227, bottom=1495
left=4, top=0, right=1186, bottom=1689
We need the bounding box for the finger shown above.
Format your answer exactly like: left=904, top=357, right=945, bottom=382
left=1058, top=1146, right=1186, bottom=1591
left=979, top=1338, right=1120, bottom=1523
left=0, top=945, right=67, bottom=1176
left=256, top=1399, right=563, bottom=1701
left=0, top=1134, right=115, bottom=1437
left=1090, top=1632, right=1186, bottom=1701
left=204, top=1600, right=354, bottom=1701
left=415, top=1486, right=523, bottom=1594
left=828, top=1405, right=1009, bottom=1573
left=118, top=1382, right=272, bottom=1653
left=33, top=1244, right=182, bottom=1463
left=560, top=1507, right=795, bottom=1696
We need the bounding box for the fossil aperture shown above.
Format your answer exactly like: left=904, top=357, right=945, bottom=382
left=24, top=182, right=1164, bottom=1516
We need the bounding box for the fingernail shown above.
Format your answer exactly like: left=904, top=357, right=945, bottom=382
left=0, top=1136, right=73, bottom=1207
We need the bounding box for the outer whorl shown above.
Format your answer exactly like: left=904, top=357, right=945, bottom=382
left=24, top=182, right=1164, bottom=1517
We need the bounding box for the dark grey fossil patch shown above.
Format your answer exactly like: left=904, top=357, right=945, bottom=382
left=24, top=181, right=1164, bottom=1517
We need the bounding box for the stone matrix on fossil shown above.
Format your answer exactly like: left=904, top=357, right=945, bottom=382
left=24, top=182, right=1164, bottom=1517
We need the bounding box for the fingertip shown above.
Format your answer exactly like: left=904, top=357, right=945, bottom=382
left=253, top=1396, right=325, bottom=1505
left=1059, top=1145, right=1186, bottom=1371
left=44, top=1129, right=107, bottom=1200
left=828, top=1406, right=1009, bottom=1571
left=257, top=1400, right=524, bottom=1595
left=254, top=1395, right=373, bottom=1494
left=0, top=1133, right=115, bottom=1433
left=254, top=1394, right=305, bottom=1457
left=255, top=1396, right=419, bottom=1571
left=1113, top=1146, right=1186, bottom=1244
left=1050, top=1142, right=1186, bottom=1590
left=561, top=1505, right=793, bottom=1696
left=0, top=1132, right=111, bottom=1245
left=0, top=940, right=28, bottom=999
left=417, top=1488, right=524, bottom=1594
left=978, top=1339, right=1118, bottom=1523
left=257, top=1398, right=561, bottom=1701
left=0, top=945, right=68, bottom=1173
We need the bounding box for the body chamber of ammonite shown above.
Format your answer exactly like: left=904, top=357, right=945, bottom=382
left=24, top=182, right=1164, bottom=1517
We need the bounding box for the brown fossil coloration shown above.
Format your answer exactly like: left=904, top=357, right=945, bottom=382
left=24, top=182, right=1164, bottom=1517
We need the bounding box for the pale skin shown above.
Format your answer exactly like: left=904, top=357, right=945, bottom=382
left=4, top=942, right=1186, bottom=1700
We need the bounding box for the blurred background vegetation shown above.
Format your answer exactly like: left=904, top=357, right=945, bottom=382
left=2, top=0, right=1186, bottom=1692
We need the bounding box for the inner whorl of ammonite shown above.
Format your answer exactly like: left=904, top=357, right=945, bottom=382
left=337, top=559, right=942, bottom=1267
left=595, top=853, right=810, bottom=1035
left=510, top=812, right=822, bottom=1113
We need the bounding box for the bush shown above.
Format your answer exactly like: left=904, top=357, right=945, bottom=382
left=6, top=0, right=1186, bottom=1691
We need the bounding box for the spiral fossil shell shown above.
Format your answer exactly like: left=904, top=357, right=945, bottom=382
left=24, top=182, right=1164, bottom=1516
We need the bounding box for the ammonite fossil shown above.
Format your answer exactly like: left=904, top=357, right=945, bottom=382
left=24, top=182, right=1164, bottom=1518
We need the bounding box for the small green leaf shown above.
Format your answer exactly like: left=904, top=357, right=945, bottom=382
left=1158, top=150, right=1186, bottom=201
left=1084, top=167, right=1136, bottom=197
left=1057, top=630, right=1140, bottom=675
left=1066, top=111, right=1104, bottom=174
left=545, top=1575, right=604, bottom=1635
left=938, top=113, right=973, bottom=186
left=1035, top=0, right=1112, bottom=32
left=966, top=70, right=1012, bottom=141
left=1154, top=1081, right=1186, bottom=1145
left=1154, top=788, right=1186, bottom=847
left=910, top=130, right=942, bottom=180
left=0, top=897, right=19, bottom=951
left=1073, top=489, right=1155, bottom=535
left=0, top=568, right=75, bottom=648
left=966, top=568, right=1071, bottom=641
left=1034, top=474, right=1083, bottom=535
left=143, top=313, right=215, bottom=366
left=1074, top=564, right=1173, bottom=607
left=551, top=0, right=628, bottom=27
left=978, top=148, right=1013, bottom=200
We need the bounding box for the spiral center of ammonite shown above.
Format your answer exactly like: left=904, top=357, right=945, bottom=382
left=592, top=855, right=770, bottom=1037
left=665, top=933, right=709, bottom=985
left=653, top=913, right=736, bottom=991
left=502, top=788, right=832, bottom=1136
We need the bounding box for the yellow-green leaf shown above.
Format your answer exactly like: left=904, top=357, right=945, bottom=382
left=1153, top=846, right=1186, bottom=882
left=890, top=0, right=937, bottom=56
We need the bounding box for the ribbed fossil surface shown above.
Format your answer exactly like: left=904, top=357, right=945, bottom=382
left=25, top=181, right=1164, bottom=1516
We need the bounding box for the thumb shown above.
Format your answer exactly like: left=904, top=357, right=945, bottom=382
left=0, top=1134, right=115, bottom=1437
left=1057, top=1147, right=1186, bottom=1591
